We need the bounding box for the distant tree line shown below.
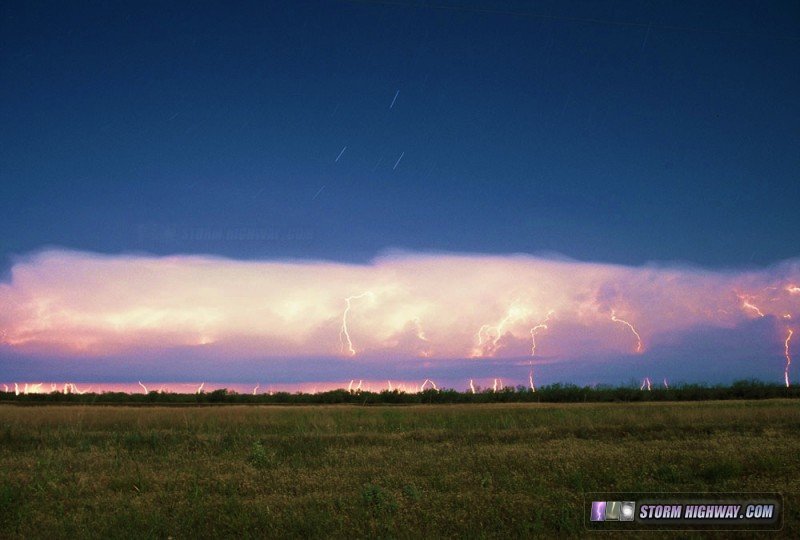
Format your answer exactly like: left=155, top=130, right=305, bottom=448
left=1, top=379, right=798, bottom=405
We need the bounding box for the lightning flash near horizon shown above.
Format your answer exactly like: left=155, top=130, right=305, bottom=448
left=785, top=329, right=794, bottom=388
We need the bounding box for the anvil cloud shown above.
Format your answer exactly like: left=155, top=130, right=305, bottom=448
left=1, top=250, right=798, bottom=373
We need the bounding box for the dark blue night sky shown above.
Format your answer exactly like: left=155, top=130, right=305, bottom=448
left=2, top=0, right=799, bottom=268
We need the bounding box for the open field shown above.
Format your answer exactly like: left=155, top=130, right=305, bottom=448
left=1, top=400, right=799, bottom=538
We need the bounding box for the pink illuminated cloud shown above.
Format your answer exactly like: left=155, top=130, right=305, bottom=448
left=0, top=249, right=798, bottom=366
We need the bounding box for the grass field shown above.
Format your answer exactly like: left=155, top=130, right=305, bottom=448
left=1, top=400, right=799, bottom=538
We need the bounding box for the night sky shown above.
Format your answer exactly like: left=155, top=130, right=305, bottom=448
left=1, top=1, right=799, bottom=389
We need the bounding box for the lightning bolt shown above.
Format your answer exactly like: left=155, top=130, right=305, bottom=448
left=253, top=383, right=260, bottom=395
left=387, top=380, right=393, bottom=391
left=611, top=310, right=644, bottom=353
left=663, top=378, right=669, bottom=389
left=339, top=292, right=374, bottom=356
left=492, top=378, right=504, bottom=392
left=785, top=329, right=794, bottom=388
left=738, top=294, right=765, bottom=318
left=72, top=383, right=89, bottom=395
left=472, top=301, right=530, bottom=357
left=469, top=379, right=476, bottom=394
left=14, top=383, right=19, bottom=396
left=640, top=377, right=652, bottom=391
left=196, top=382, right=205, bottom=394
left=530, top=310, right=555, bottom=356
left=138, top=381, right=148, bottom=394
left=528, top=362, right=536, bottom=392
left=420, top=379, right=437, bottom=391
left=787, top=285, right=800, bottom=294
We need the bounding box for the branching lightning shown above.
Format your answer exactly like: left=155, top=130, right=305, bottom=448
left=640, top=377, right=651, bottom=391
left=472, top=301, right=531, bottom=357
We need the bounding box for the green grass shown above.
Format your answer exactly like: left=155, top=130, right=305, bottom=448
left=1, top=400, right=799, bottom=538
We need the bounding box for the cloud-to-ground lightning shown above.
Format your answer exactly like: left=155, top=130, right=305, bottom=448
left=611, top=310, right=643, bottom=353
left=389, top=90, right=399, bottom=109
left=196, top=382, right=205, bottom=394
left=393, top=152, right=404, bottom=170
left=528, top=362, right=536, bottom=392
left=138, top=381, right=148, bottom=394
left=640, top=377, right=652, bottom=391
left=335, top=146, right=347, bottom=162
left=785, top=329, right=794, bottom=388
left=71, top=383, right=89, bottom=395
left=663, top=378, right=669, bottom=389
left=339, top=292, right=374, bottom=356
left=252, top=383, right=260, bottom=395
left=420, top=379, right=437, bottom=391
left=469, top=379, right=476, bottom=394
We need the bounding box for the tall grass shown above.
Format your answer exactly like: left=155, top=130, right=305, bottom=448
left=1, top=401, right=798, bottom=538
